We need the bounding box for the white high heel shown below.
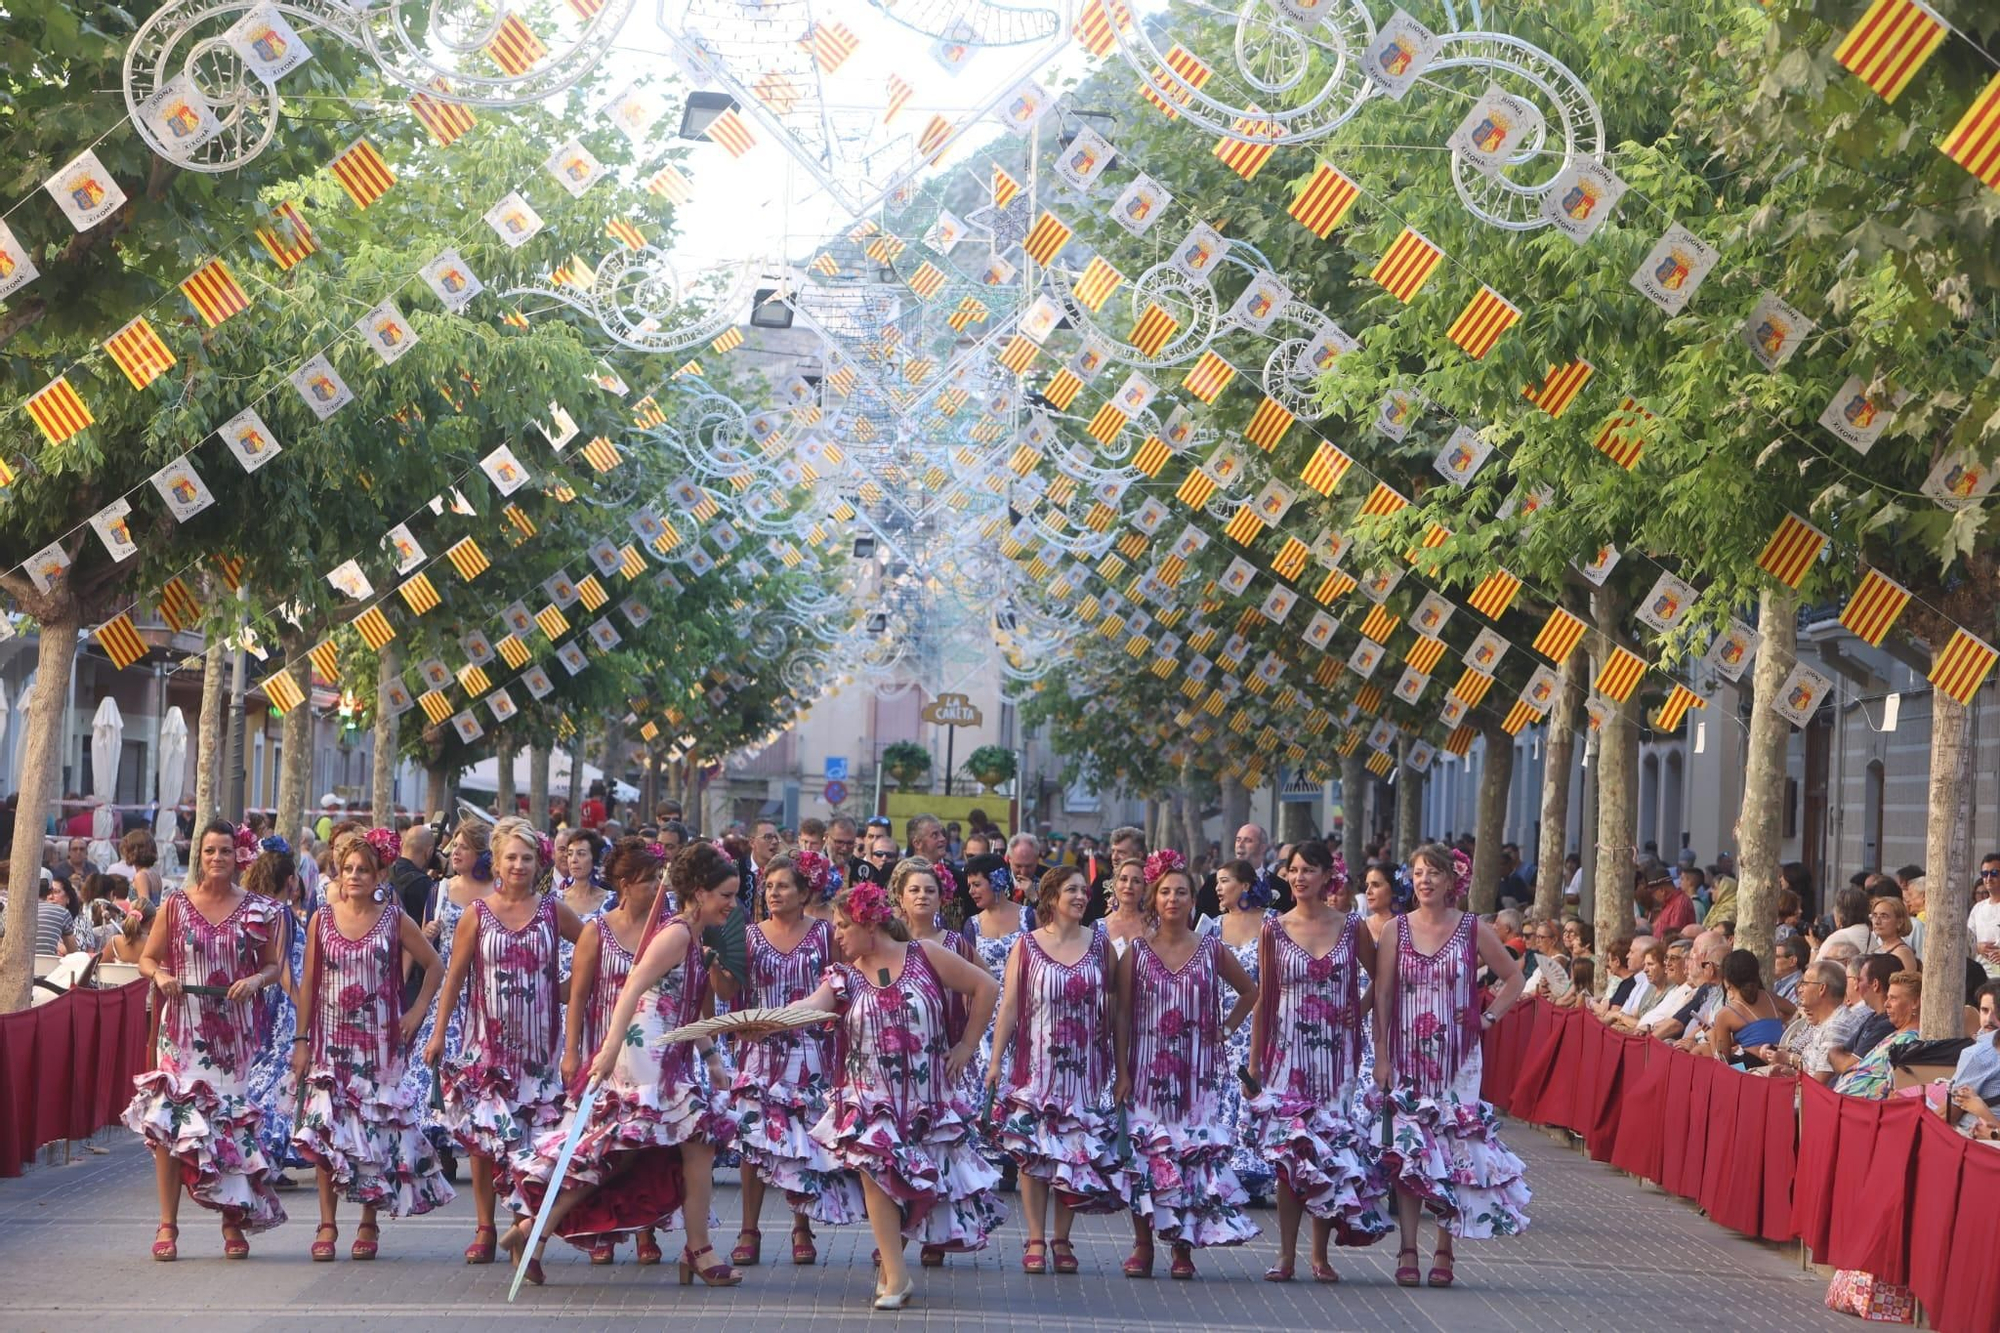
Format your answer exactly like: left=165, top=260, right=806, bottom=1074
left=873, top=1276, right=915, bottom=1310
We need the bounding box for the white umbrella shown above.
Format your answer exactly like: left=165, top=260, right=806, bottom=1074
left=154, top=707, right=188, bottom=881
left=89, top=697, right=124, bottom=867
left=0, top=678, right=9, bottom=766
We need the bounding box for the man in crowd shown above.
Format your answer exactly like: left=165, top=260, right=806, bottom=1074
left=658, top=820, right=689, bottom=854
left=1659, top=931, right=1731, bottom=1046
left=1822, top=886, right=1873, bottom=955
left=1005, top=832, right=1046, bottom=894
left=1496, top=844, right=1529, bottom=908
left=906, top=814, right=950, bottom=865
left=1084, top=826, right=1145, bottom=922
left=1772, top=935, right=1810, bottom=1002
left=1641, top=858, right=1695, bottom=939
left=859, top=828, right=900, bottom=884
left=827, top=816, right=860, bottom=883
left=1603, top=935, right=1656, bottom=1015
left=34, top=879, right=78, bottom=956
left=1828, top=954, right=1900, bottom=1073
left=1971, top=851, right=2000, bottom=979
left=389, top=825, right=437, bottom=923
left=797, top=817, right=827, bottom=856
left=1834, top=970, right=1923, bottom=1096
left=746, top=816, right=783, bottom=910
left=65, top=837, right=99, bottom=883
left=1755, top=959, right=1853, bottom=1084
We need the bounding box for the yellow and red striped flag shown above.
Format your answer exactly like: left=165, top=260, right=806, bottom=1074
left=710, top=327, right=744, bottom=354
left=753, top=71, right=802, bottom=115
left=408, top=79, right=475, bottom=146
left=1022, top=211, right=1072, bottom=266
left=1930, top=628, right=1998, bottom=705
left=1940, top=73, right=2000, bottom=192
left=262, top=668, right=306, bottom=715
left=865, top=234, right=906, bottom=266
left=1290, top=163, right=1359, bottom=239
left=1297, top=442, right=1353, bottom=496
left=157, top=578, right=199, bottom=633
left=646, top=165, right=693, bottom=205
left=496, top=634, right=530, bottom=670
left=353, top=606, right=395, bottom=651
left=457, top=664, right=491, bottom=697
left=1244, top=397, right=1293, bottom=451
left=399, top=573, right=441, bottom=615
left=330, top=138, right=395, bottom=208
left=1358, top=482, right=1407, bottom=518
left=25, top=375, right=92, bottom=445
left=1446, top=285, right=1520, bottom=360
left=444, top=537, right=489, bottom=581
left=1595, top=645, right=1647, bottom=703
left=254, top=201, right=317, bottom=269
left=1142, top=45, right=1212, bottom=118
left=810, top=251, right=839, bottom=278
left=1085, top=402, right=1127, bottom=445
left=803, top=21, right=859, bottom=72
left=1224, top=506, right=1265, bottom=545
left=947, top=296, right=987, bottom=331
left=212, top=553, right=245, bottom=591
left=1468, top=567, right=1522, bottom=620
left=580, top=436, right=621, bottom=472
left=1451, top=667, right=1495, bottom=709
left=104, top=317, right=174, bottom=390
left=566, top=0, right=603, bottom=17
left=1355, top=684, right=1386, bottom=714
left=606, top=218, right=646, bottom=250
left=1272, top=537, right=1310, bottom=580
left=1756, top=512, right=1826, bottom=589
left=996, top=335, right=1039, bottom=375
left=1133, top=434, right=1171, bottom=476
left=1213, top=111, right=1280, bottom=180
left=917, top=114, right=952, bottom=162
left=1593, top=397, right=1654, bottom=469
left=703, top=108, right=756, bottom=157
left=484, top=13, right=546, bottom=75
left=1501, top=698, right=1542, bottom=736
left=1834, top=0, right=1945, bottom=103
left=885, top=74, right=913, bottom=124
left=1531, top=607, right=1587, bottom=663
left=577, top=574, right=608, bottom=611
left=1371, top=228, right=1443, bottom=302
left=1359, top=605, right=1398, bottom=643
left=992, top=164, right=1020, bottom=208
left=907, top=261, right=946, bottom=299
left=1523, top=359, right=1594, bottom=418
left=501, top=308, right=530, bottom=330
left=1366, top=748, right=1396, bottom=775
left=1407, top=636, right=1447, bottom=675
left=1443, top=723, right=1478, bottom=758
left=1182, top=352, right=1236, bottom=403
left=1042, top=368, right=1083, bottom=410
left=1072, top=0, right=1127, bottom=55
left=1176, top=471, right=1218, bottom=509
left=502, top=503, right=535, bottom=539
left=1130, top=304, right=1178, bottom=357
left=1073, top=257, right=1123, bottom=311
left=1838, top=569, right=1911, bottom=646
left=535, top=604, right=570, bottom=640
left=308, top=640, right=341, bottom=684
left=95, top=614, right=147, bottom=670
left=180, top=258, right=249, bottom=327
left=1653, top=684, right=1707, bottom=733
left=417, top=690, right=453, bottom=726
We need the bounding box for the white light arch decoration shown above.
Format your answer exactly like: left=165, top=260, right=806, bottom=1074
left=497, top=252, right=761, bottom=355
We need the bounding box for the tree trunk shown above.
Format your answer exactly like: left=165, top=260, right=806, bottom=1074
left=1591, top=585, right=1638, bottom=960
left=1535, top=635, right=1586, bottom=921
left=640, top=744, right=660, bottom=818
left=495, top=732, right=518, bottom=818
left=1220, top=775, right=1250, bottom=841
left=425, top=760, right=451, bottom=818
left=223, top=601, right=249, bottom=821
left=1278, top=789, right=1314, bottom=844
left=194, top=632, right=227, bottom=822
left=370, top=643, right=399, bottom=824
left=1737, top=586, right=1798, bottom=975
left=273, top=635, right=313, bottom=851
left=1177, top=755, right=1202, bottom=865
left=1143, top=796, right=1160, bottom=850
left=529, top=742, right=552, bottom=830
left=565, top=731, right=586, bottom=824
left=1394, top=737, right=1421, bottom=861
left=1, top=603, right=82, bottom=1012
left=1339, top=750, right=1366, bottom=851
left=1921, top=690, right=1974, bottom=1038
left=1469, top=719, right=1515, bottom=916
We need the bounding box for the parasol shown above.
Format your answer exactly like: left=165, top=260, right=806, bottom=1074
left=89, top=697, right=124, bottom=865
left=510, top=1079, right=600, bottom=1302
left=153, top=707, right=187, bottom=880
left=659, top=1003, right=835, bottom=1046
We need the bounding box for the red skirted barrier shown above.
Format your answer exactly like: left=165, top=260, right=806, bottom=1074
left=1481, top=997, right=2000, bottom=1331
left=0, top=981, right=151, bottom=1178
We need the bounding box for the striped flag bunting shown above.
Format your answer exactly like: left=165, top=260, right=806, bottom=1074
left=1224, top=506, right=1265, bottom=545
left=1272, top=537, right=1310, bottom=580
left=417, top=690, right=453, bottom=726
left=1755, top=512, right=1826, bottom=589
left=262, top=668, right=306, bottom=715
left=646, top=165, right=693, bottom=205
left=104, top=317, right=174, bottom=390
left=535, top=604, right=570, bottom=639
left=399, top=573, right=441, bottom=615
left=566, top=0, right=603, bottom=17
left=1930, top=628, right=1998, bottom=706
left=1133, top=434, right=1171, bottom=475
left=1595, top=645, right=1647, bottom=703
left=885, top=74, right=913, bottom=124
left=1182, top=352, right=1236, bottom=403
left=308, top=640, right=340, bottom=684
left=1531, top=607, right=1587, bottom=663
left=496, top=634, right=530, bottom=670
left=1941, top=73, right=2000, bottom=192
left=1244, top=397, right=1294, bottom=450
left=95, top=614, right=147, bottom=669
left=606, top=218, right=646, bottom=250
left=1593, top=397, right=1654, bottom=468
left=1042, top=368, right=1084, bottom=410
left=579, top=436, right=621, bottom=472
left=907, top=261, right=946, bottom=299
left=26, top=376, right=92, bottom=444
left=330, top=139, right=394, bottom=208
left=947, top=296, right=987, bottom=331
left=353, top=606, right=395, bottom=651
left=810, top=252, right=839, bottom=277
left=1523, top=359, right=1594, bottom=418
left=1653, top=684, right=1707, bottom=733
left=1358, top=482, right=1407, bottom=518
left=1022, top=211, right=1072, bottom=266
left=1072, top=0, right=1128, bottom=55
left=501, top=308, right=529, bottom=329
left=1371, top=228, right=1443, bottom=302
left=1501, top=698, right=1541, bottom=736
left=212, top=553, right=245, bottom=591
left=632, top=396, right=665, bottom=427
left=710, top=327, right=744, bottom=354
left=484, top=13, right=546, bottom=75
left=1355, top=685, right=1386, bottom=714
left=1335, top=725, right=1361, bottom=756
left=1289, top=163, right=1359, bottom=238
left=1359, top=604, right=1398, bottom=643
left=1367, top=749, right=1397, bottom=776
left=1299, top=441, right=1353, bottom=495
left=803, top=21, right=859, bottom=72
left=503, top=503, right=536, bottom=538
left=1130, top=304, right=1178, bottom=356
left=1141, top=45, right=1212, bottom=119
left=1833, top=0, right=1945, bottom=102
left=1073, top=257, right=1123, bottom=311
left=619, top=545, right=646, bottom=579
left=1446, top=286, right=1521, bottom=359
left=445, top=537, right=489, bottom=581
left=1450, top=667, right=1495, bottom=708
left=1213, top=112, right=1280, bottom=180
left=408, top=79, right=475, bottom=146
left=157, top=578, right=199, bottom=632
left=992, top=165, right=1021, bottom=208
left=457, top=664, right=491, bottom=696
left=917, top=114, right=952, bottom=161
left=254, top=201, right=317, bottom=268
left=1083, top=501, right=1117, bottom=531
left=577, top=575, right=608, bottom=611
left=1085, top=402, right=1128, bottom=444
left=1176, top=471, right=1218, bottom=509
left=1468, top=567, right=1523, bottom=619
left=180, top=258, right=249, bottom=327
left=754, top=71, right=802, bottom=115
left=1838, top=569, right=1912, bottom=646
left=1443, top=724, right=1478, bottom=758
left=1007, top=442, right=1043, bottom=476
left=1408, top=523, right=1452, bottom=563
left=703, top=109, right=757, bottom=157
left=1407, top=636, right=1447, bottom=675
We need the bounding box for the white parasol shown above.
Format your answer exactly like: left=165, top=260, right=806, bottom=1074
left=89, top=697, right=124, bottom=866
left=153, top=706, right=188, bottom=880
left=0, top=678, right=9, bottom=764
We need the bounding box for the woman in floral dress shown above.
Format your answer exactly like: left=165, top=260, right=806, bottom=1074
left=558, top=836, right=664, bottom=1266
left=730, top=851, right=842, bottom=1267
left=1205, top=858, right=1276, bottom=1204
left=290, top=833, right=452, bottom=1260
left=1373, top=842, right=1530, bottom=1288
left=424, top=817, right=585, bottom=1265
left=960, top=855, right=1032, bottom=1119
left=1248, top=841, right=1392, bottom=1283
left=1099, top=856, right=1150, bottom=959
left=242, top=840, right=309, bottom=1184
left=1114, top=854, right=1258, bottom=1278
left=126, top=820, right=288, bottom=1260
left=401, top=821, right=493, bottom=1168
left=988, top=864, right=1127, bottom=1275
left=801, top=881, right=1002, bottom=1310
left=503, top=840, right=740, bottom=1287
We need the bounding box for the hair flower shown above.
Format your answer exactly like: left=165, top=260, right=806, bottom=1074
left=845, top=880, right=894, bottom=927
left=792, top=848, right=832, bottom=899
left=233, top=825, right=261, bottom=866
left=1451, top=848, right=1473, bottom=902
left=365, top=827, right=401, bottom=867
left=1142, top=848, right=1187, bottom=887
left=259, top=835, right=291, bottom=858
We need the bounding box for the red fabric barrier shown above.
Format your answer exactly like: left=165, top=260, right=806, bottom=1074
left=0, top=982, right=152, bottom=1178
left=1935, top=1133, right=2000, bottom=1332
left=1793, top=1074, right=1840, bottom=1254
left=1609, top=1037, right=1666, bottom=1178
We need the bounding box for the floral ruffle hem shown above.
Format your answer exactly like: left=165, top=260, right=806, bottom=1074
left=1376, top=1083, right=1531, bottom=1239
left=1248, top=1089, right=1393, bottom=1245
left=123, top=1072, right=288, bottom=1233
left=808, top=1097, right=1007, bottom=1248
left=731, top=1079, right=854, bottom=1222
left=993, top=1095, right=1129, bottom=1214
left=439, top=1057, right=566, bottom=1187
left=292, top=1069, right=455, bottom=1217
left=1127, top=1116, right=1260, bottom=1247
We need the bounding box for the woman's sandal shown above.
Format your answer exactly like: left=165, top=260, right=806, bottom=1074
left=1311, top=1258, right=1339, bottom=1284
left=1169, top=1244, right=1196, bottom=1280
left=1428, top=1240, right=1455, bottom=1288
left=1021, top=1238, right=1048, bottom=1274
left=351, top=1222, right=379, bottom=1262
left=151, top=1223, right=178, bottom=1263
left=919, top=1243, right=946, bottom=1268
left=1263, top=1258, right=1293, bottom=1282
left=790, top=1222, right=817, bottom=1265
left=464, top=1224, right=498, bottom=1265
left=221, top=1221, right=250, bottom=1260
left=635, top=1230, right=662, bottom=1265
left=310, top=1223, right=338, bottom=1262
left=1395, top=1245, right=1421, bottom=1287
left=1050, top=1238, right=1079, bottom=1274
left=499, top=1222, right=543, bottom=1286
left=679, top=1244, right=743, bottom=1287
left=1125, top=1242, right=1155, bottom=1278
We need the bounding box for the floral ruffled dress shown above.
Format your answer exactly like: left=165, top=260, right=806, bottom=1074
left=244, top=903, right=308, bottom=1170
left=1216, top=910, right=1276, bottom=1201
left=731, top=917, right=848, bottom=1219
left=439, top=897, right=566, bottom=1181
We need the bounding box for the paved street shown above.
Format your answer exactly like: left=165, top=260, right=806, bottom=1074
left=0, top=1125, right=1850, bottom=1331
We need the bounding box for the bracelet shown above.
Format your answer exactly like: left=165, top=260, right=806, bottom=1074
left=291, top=1036, right=310, bottom=1044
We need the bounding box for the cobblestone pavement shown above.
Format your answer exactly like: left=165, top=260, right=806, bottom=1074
left=0, top=1124, right=1852, bottom=1331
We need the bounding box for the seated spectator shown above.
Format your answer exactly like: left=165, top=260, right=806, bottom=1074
left=1640, top=859, right=1695, bottom=938
left=1619, top=937, right=1662, bottom=1017
left=1822, top=885, right=1872, bottom=956
left=1552, top=956, right=1595, bottom=1009
left=1708, top=857, right=1740, bottom=932
left=1615, top=939, right=1698, bottom=1034
left=1709, top=949, right=1788, bottom=1066
left=33, top=879, right=79, bottom=955
left=1561, top=917, right=1595, bottom=964
left=1900, top=876, right=1928, bottom=960
left=1754, top=960, right=1851, bottom=1082
left=1867, top=897, right=1921, bottom=974
left=1522, top=919, right=1568, bottom=995
left=1774, top=887, right=1803, bottom=942
left=1658, top=931, right=1730, bottom=1044
left=1678, top=865, right=1708, bottom=920
left=1834, top=970, right=1922, bottom=1098
left=1772, top=934, right=1810, bottom=1003
left=1597, top=933, right=1638, bottom=1007
left=1493, top=908, right=1526, bottom=958
left=1828, top=955, right=1900, bottom=1076
left=101, top=898, right=156, bottom=965
left=1946, top=980, right=2000, bottom=1134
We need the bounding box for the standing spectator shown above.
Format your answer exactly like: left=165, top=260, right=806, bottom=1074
left=65, top=837, right=100, bottom=883
left=580, top=781, right=607, bottom=830
left=312, top=795, right=341, bottom=843
left=108, top=829, right=163, bottom=906
left=1641, top=860, right=1694, bottom=938
left=1004, top=832, right=1045, bottom=893
left=798, top=817, right=827, bottom=856
left=1968, top=853, right=2000, bottom=978
left=1495, top=845, right=1528, bottom=908
left=1820, top=886, right=1873, bottom=955
left=1866, top=898, right=1920, bottom=973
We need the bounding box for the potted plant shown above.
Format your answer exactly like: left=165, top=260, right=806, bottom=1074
left=881, top=741, right=932, bottom=789
left=964, top=745, right=1018, bottom=794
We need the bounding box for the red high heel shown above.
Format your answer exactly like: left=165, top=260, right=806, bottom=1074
left=1022, top=1239, right=1047, bottom=1274
left=1170, top=1244, right=1195, bottom=1280
left=1394, top=1244, right=1420, bottom=1287
left=635, top=1230, right=662, bottom=1265
left=500, top=1223, right=544, bottom=1286
left=590, top=1235, right=616, bottom=1265
left=151, top=1223, right=178, bottom=1262
left=679, top=1244, right=742, bottom=1286
left=464, top=1224, right=497, bottom=1265
left=1124, top=1242, right=1154, bottom=1278
left=1050, top=1238, right=1078, bottom=1274
left=1428, top=1239, right=1455, bottom=1288
left=790, top=1221, right=817, bottom=1265
left=310, top=1223, right=338, bottom=1262
left=221, top=1221, right=250, bottom=1260
left=729, top=1229, right=762, bottom=1266
left=351, top=1222, right=379, bottom=1262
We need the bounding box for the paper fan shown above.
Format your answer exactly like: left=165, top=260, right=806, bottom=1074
left=660, top=1003, right=835, bottom=1046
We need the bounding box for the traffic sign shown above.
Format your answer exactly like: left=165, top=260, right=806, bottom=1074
left=824, top=756, right=849, bottom=781
left=823, top=779, right=848, bottom=806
